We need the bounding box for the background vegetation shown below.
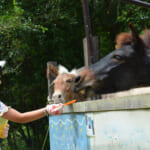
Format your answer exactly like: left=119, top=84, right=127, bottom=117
left=0, top=0, right=150, bottom=149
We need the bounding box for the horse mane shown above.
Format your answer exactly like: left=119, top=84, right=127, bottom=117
left=116, top=29, right=150, bottom=49
left=115, top=32, right=131, bottom=49
left=58, top=65, right=78, bottom=75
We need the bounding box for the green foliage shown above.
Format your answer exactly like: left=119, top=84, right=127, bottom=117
left=0, top=0, right=48, bottom=73
left=117, top=2, right=150, bottom=32
left=0, top=1, right=49, bottom=149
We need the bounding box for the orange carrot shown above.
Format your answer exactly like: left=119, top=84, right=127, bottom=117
left=64, top=100, right=77, bottom=106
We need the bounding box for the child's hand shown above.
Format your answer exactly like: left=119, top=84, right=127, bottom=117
left=3, top=124, right=9, bottom=138
left=46, top=103, right=64, bottom=115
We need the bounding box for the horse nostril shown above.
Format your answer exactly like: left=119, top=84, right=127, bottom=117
left=74, top=76, right=81, bottom=84
left=58, top=94, right=62, bottom=98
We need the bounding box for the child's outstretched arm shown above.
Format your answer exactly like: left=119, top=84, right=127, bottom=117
left=2, top=103, right=64, bottom=123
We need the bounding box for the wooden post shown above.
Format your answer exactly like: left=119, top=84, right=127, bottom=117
left=82, top=0, right=94, bottom=65
left=82, top=0, right=99, bottom=66
left=83, top=36, right=99, bottom=66
left=47, top=61, right=57, bottom=104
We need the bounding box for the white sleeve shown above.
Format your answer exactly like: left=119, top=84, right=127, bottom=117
left=0, top=101, right=8, bottom=116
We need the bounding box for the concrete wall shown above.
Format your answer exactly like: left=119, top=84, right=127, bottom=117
left=49, top=93, right=150, bottom=150
left=90, top=110, right=150, bottom=150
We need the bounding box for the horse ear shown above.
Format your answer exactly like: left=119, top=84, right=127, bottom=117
left=129, top=23, right=145, bottom=55
left=47, top=63, right=58, bottom=77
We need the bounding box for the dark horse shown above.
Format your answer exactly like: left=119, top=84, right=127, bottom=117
left=72, top=24, right=150, bottom=97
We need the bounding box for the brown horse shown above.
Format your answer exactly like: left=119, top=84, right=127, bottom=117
left=72, top=24, right=150, bottom=98
left=49, top=65, right=85, bottom=104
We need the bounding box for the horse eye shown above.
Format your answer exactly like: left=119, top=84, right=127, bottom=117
left=66, top=79, right=72, bottom=83
left=113, top=55, right=122, bottom=61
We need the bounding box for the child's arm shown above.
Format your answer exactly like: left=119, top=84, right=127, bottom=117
left=2, top=104, right=64, bottom=123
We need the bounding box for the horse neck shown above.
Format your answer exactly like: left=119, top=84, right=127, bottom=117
left=137, top=64, right=150, bottom=84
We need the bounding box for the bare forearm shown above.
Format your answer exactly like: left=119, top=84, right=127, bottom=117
left=3, top=108, right=47, bottom=123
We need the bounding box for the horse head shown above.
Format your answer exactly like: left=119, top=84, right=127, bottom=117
left=72, top=24, right=150, bottom=97
left=49, top=64, right=85, bottom=104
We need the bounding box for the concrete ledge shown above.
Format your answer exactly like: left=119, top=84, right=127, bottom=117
left=63, top=93, right=150, bottom=113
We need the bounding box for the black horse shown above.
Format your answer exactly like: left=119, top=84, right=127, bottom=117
left=72, top=24, right=150, bottom=97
